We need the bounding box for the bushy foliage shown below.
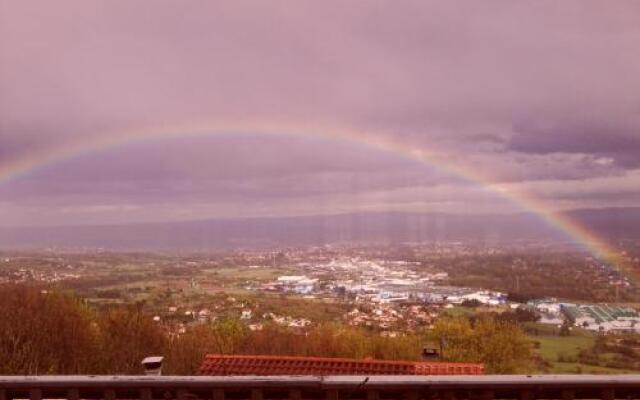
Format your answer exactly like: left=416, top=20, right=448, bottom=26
left=496, top=307, right=540, bottom=324
left=0, top=286, right=534, bottom=375
left=460, top=299, right=482, bottom=308
left=164, top=322, right=425, bottom=374
left=438, top=254, right=638, bottom=302
left=429, top=316, right=534, bottom=373
left=0, top=285, right=97, bottom=374
left=95, top=304, right=166, bottom=374
left=578, top=334, right=640, bottom=370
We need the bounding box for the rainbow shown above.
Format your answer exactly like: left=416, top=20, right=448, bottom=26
left=0, top=119, right=622, bottom=265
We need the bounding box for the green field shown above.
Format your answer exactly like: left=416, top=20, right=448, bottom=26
left=441, top=306, right=476, bottom=318
left=530, top=327, right=637, bottom=373
left=204, top=266, right=295, bottom=280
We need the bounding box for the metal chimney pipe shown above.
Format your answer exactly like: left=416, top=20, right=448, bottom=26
left=141, top=356, right=164, bottom=376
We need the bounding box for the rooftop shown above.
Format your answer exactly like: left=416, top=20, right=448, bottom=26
left=199, top=355, right=484, bottom=376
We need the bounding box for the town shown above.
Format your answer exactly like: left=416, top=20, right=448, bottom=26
left=1, top=244, right=639, bottom=337
left=2, top=240, right=640, bottom=376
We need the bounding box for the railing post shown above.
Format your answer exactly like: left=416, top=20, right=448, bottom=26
left=104, top=389, right=116, bottom=400
left=67, top=388, right=80, bottom=400
left=441, top=390, right=455, bottom=400
left=251, top=389, right=263, bottom=400
left=404, top=390, right=420, bottom=400
left=326, top=389, right=339, bottom=400
left=176, top=389, right=189, bottom=400
left=562, top=389, right=575, bottom=400
left=140, top=388, right=152, bottom=400
left=519, top=389, right=534, bottom=400
left=600, top=389, right=614, bottom=400
left=480, top=390, right=494, bottom=400
left=213, top=389, right=225, bottom=400
left=29, top=389, right=42, bottom=400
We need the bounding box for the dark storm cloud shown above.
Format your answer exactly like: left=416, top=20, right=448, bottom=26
left=509, top=119, right=640, bottom=167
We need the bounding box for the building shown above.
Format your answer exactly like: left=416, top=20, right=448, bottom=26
left=562, top=304, right=640, bottom=333
left=276, top=275, right=318, bottom=294
left=199, top=354, right=484, bottom=376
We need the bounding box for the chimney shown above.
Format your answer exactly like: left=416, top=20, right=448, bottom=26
left=421, top=346, right=439, bottom=361
left=141, top=356, right=164, bottom=375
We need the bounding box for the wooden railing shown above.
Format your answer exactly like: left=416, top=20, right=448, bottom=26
left=0, top=375, right=638, bottom=400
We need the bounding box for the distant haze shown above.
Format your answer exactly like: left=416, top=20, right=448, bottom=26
left=1, top=208, right=638, bottom=251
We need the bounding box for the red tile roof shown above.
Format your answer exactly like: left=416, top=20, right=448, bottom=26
left=199, top=355, right=484, bottom=376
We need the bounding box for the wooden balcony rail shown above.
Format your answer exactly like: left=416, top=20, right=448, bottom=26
left=0, top=375, right=638, bottom=400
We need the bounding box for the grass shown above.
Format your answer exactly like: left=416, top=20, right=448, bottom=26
left=529, top=326, right=637, bottom=374
left=204, top=266, right=294, bottom=280
left=551, top=361, right=637, bottom=374
left=523, top=321, right=561, bottom=335
left=442, top=306, right=476, bottom=318
left=535, top=333, right=594, bottom=362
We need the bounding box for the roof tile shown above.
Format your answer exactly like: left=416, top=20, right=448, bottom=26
left=199, top=355, right=484, bottom=376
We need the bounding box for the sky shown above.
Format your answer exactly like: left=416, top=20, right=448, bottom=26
left=1, top=0, right=639, bottom=227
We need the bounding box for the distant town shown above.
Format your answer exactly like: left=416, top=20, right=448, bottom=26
left=1, top=240, right=640, bottom=374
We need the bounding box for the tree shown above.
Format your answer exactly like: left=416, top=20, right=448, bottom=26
left=461, top=299, right=482, bottom=308
left=96, top=303, right=166, bottom=374
left=496, top=308, right=540, bottom=323
left=472, top=317, right=533, bottom=373
left=429, top=316, right=533, bottom=373
left=164, top=318, right=252, bottom=374
left=559, top=320, right=572, bottom=337
left=430, top=317, right=477, bottom=362
left=0, top=285, right=97, bottom=374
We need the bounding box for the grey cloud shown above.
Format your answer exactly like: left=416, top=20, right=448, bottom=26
left=469, top=133, right=508, bottom=145
left=0, top=135, right=460, bottom=204
left=509, top=118, right=640, bottom=167
left=1, top=0, right=640, bottom=225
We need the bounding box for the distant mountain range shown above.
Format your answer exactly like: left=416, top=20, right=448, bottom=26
left=1, top=207, right=639, bottom=250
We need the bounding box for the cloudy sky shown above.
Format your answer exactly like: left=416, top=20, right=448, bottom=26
left=1, top=0, right=639, bottom=226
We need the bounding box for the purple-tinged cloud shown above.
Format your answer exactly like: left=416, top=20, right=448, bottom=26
left=1, top=0, right=639, bottom=226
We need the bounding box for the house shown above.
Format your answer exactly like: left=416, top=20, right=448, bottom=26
left=562, top=304, right=640, bottom=333
left=276, top=275, right=318, bottom=294
left=539, top=313, right=563, bottom=325
left=199, top=355, right=484, bottom=375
